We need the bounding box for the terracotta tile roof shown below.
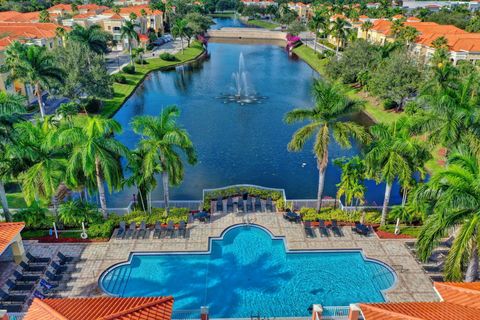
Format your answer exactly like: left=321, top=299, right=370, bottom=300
left=78, top=4, right=109, bottom=11
left=104, top=4, right=162, bottom=16
left=0, top=11, right=44, bottom=23
left=0, top=22, right=65, bottom=49
left=73, top=12, right=97, bottom=19
left=392, top=14, right=404, bottom=19
left=359, top=15, right=369, bottom=19
left=24, top=296, right=174, bottom=320
left=0, top=11, right=22, bottom=21
left=359, top=302, right=480, bottom=320
left=108, top=13, right=124, bottom=20
left=0, top=222, right=24, bottom=255
left=407, top=17, right=421, bottom=22
left=434, top=282, right=480, bottom=309
left=48, top=4, right=73, bottom=11
left=331, top=14, right=347, bottom=20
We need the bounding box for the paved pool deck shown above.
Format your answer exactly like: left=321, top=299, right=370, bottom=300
left=19, top=211, right=439, bottom=304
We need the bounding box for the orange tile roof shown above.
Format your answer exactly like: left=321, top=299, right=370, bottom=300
left=108, top=13, right=124, bottom=20
left=0, top=222, right=24, bottom=255
left=407, top=17, right=421, bottom=22
left=331, top=14, right=347, bottom=20
left=73, top=12, right=97, bottom=19
left=24, top=296, right=174, bottom=320
left=48, top=4, right=73, bottom=11
left=78, top=4, right=109, bottom=11
left=104, top=4, right=162, bottom=16
left=0, top=22, right=65, bottom=49
left=359, top=302, right=480, bottom=320
left=0, top=11, right=22, bottom=21
left=358, top=282, right=480, bottom=320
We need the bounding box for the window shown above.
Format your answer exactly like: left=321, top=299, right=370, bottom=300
left=108, top=26, right=111, bottom=30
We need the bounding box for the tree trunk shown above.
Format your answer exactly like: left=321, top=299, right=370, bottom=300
left=394, top=218, right=401, bottom=235
left=180, top=36, right=184, bottom=53
left=95, top=158, right=108, bottom=218
left=162, top=171, right=170, bottom=215
left=316, top=167, right=326, bottom=212
left=0, top=181, right=12, bottom=222
left=380, top=182, right=392, bottom=226
left=465, top=244, right=478, bottom=282
left=129, top=39, right=133, bottom=65
left=35, top=85, right=45, bottom=119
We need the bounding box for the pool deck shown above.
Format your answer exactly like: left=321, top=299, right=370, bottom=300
left=16, top=212, right=439, bottom=307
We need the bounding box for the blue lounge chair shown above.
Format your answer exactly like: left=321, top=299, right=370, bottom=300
left=178, top=221, right=187, bottom=238
left=13, top=270, right=39, bottom=283
left=116, top=221, right=126, bottom=239
left=57, top=252, right=76, bottom=265
left=136, top=221, right=147, bottom=239
left=0, top=303, right=22, bottom=312
left=46, top=270, right=64, bottom=282
left=166, top=220, right=175, bottom=238
left=50, top=261, right=68, bottom=275
left=26, top=252, right=50, bottom=264
left=318, top=220, right=329, bottom=237
left=5, top=279, right=34, bottom=292
left=331, top=220, right=343, bottom=237
left=125, top=222, right=136, bottom=239
left=0, top=288, right=27, bottom=303
left=153, top=221, right=163, bottom=239
left=353, top=221, right=370, bottom=236
left=20, top=261, right=46, bottom=273
left=304, top=221, right=316, bottom=238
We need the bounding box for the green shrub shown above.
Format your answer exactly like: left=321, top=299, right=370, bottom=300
left=122, top=65, right=136, bottom=74
left=58, top=200, right=102, bottom=227
left=135, top=59, right=148, bottom=65
left=298, top=207, right=381, bottom=224
left=383, top=98, right=398, bottom=110
left=146, top=43, right=154, bottom=51
left=112, top=73, right=127, bottom=84
left=122, top=207, right=189, bottom=225
left=13, top=202, right=52, bottom=229
left=88, top=219, right=116, bottom=238
left=160, top=52, right=177, bottom=61
left=204, top=186, right=283, bottom=203
left=276, top=198, right=286, bottom=211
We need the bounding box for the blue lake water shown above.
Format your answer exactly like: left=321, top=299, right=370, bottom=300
left=107, top=37, right=402, bottom=207
left=210, top=17, right=249, bottom=29
left=100, top=225, right=395, bottom=318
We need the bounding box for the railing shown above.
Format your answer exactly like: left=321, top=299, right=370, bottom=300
left=7, top=313, right=26, bottom=320
left=321, top=306, right=351, bottom=319
left=171, top=309, right=201, bottom=319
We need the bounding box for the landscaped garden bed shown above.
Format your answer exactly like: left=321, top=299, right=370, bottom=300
left=375, top=225, right=422, bottom=239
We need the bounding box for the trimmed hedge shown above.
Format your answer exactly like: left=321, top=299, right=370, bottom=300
left=299, top=207, right=382, bottom=224
left=160, top=52, right=177, bottom=61
left=112, top=73, right=127, bottom=84
left=122, top=65, right=136, bottom=74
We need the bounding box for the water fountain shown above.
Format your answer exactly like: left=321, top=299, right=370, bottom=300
left=218, top=53, right=266, bottom=105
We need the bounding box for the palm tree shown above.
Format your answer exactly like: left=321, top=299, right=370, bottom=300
left=400, top=26, right=420, bottom=48
left=171, top=19, right=188, bottom=53
left=334, top=156, right=366, bottom=208
left=284, top=80, right=369, bottom=211
left=55, top=26, right=68, bottom=47
left=414, top=149, right=480, bottom=281
left=329, top=18, right=350, bottom=54
left=308, top=11, right=328, bottom=51
left=120, top=20, right=140, bottom=65
left=413, top=74, right=480, bottom=155
left=390, top=19, right=405, bottom=38
left=0, top=92, right=26, bottom=221
left=365, top=117, right=431, bottom=226
left=131, top=106, right=197, bottom=215
left=69, top=24, right=111, bottom=54
left=58, top=116, right=129, bottom=218
left=9, top=119, right=67, bottom=218
left=361, top=20, right=373, bottom=40
left=3, top=43, right=64, bottom=119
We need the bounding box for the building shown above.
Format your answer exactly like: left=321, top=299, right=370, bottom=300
left=287, top=2, right=312, bottom=20
left=358, top=19, right=480, bottom=64
left=21, top=296, right=174, bottom=320
left=240, top=0, right=278, bottom=8
left=402, top=1, right=480, bottom=12
left=0, top=23, right=66, bottom=101
left=0, top=222, right=25, bottom=264
left=346, top=282, right=480, bottom=319
left=113, top=0, right=151, bottom=6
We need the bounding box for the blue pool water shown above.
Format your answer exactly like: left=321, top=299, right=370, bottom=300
left=100, top=225, right=396, bottom=318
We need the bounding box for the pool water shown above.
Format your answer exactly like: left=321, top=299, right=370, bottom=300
left=100, top=225, right=395, bottom=318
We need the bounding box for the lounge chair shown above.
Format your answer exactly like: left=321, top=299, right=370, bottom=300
left=40, top=279, right=57, bottom=291
left=303, top=221, right=316, bottom=238
left=5, top=279, right=35, bottom=292
left=233, top=197, right=239, bottom=213
left=26, top=252, right=50, bottom=264
left=352, top=221, right=369, bottom=236
left=226, top=197, right=233, bottom=213
left=153, top=221, right=163, bottom=239
left=116, top=221, right=126, bottom=239
left=0, top=303, right=22, bottom=312
left=46, top=270, right=64, bottom=282
left=57, top=252, right=76, bottom=265
left=237, top=198, right=245, bottom=213
left=246, top=197, right=253, bottom=212
left=178, top=221, right=187, bottom=238
left=318, top=220, right=329, bottom=237
left=20, top=261, right=46, bottom=273
left=331, top=220, right=343, bottom=237
left=33, top=290, right=46, bottom=300
left=283, top=210, right=300, bottom=223
left=13, top=270, right=40, bottom=283
left=125, top=222, right=136, bottom=239
left=50, top=261, right=68, bottom=275
left=166, top=220, right=175, bottom=238
left=216, top=197, right=223, bottom=212
left=0, top=288, right=27, bottom=303
left=136, top=221, right=147, bottom=239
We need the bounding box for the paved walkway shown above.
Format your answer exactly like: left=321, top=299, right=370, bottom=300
left=9, top=211, right=438, bottom=305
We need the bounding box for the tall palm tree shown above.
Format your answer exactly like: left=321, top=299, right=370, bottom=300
left=131, top=106, right=197, bottom=215
left=68, top=24, right=111, bottom=54
left=329, top=18, right=350, bottom=54
left=361, top=20, right=373, bottom=39
left=365, top=117, right=431, bottom=225
left=3, top=43, right=64, bottom=119
left=400, top=26, right=420, bottom=48
left=284, top=80, right=369, bottom=211
left=121, top=20, right=140, bottom=65
left=390, top=19, right=405, bottom=38
left=58, top=116, right=128, bottom=218
left=9, top=119, right=67, bottom=218
left=414, top=149, right=480, bottom=281
left=308, top=11, right=328, bottom=51
left=171, top=19, right=188, bottom=53
left=0, top=92, right=26, bottom=221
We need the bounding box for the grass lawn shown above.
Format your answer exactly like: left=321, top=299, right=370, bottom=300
left=379, top=225, right=422, bottom=238
left=246, top=19, right=278, bottom=30
left=209, top=12, right=235, bottom=18
left=100, top=42, right=205, bottom=118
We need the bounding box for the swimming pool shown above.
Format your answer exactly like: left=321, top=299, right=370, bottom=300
left=100, top=225, right=396, bottom=318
